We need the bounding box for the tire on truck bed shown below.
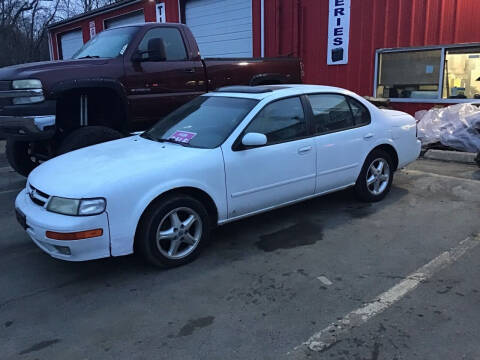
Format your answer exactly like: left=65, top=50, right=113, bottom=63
left=57, top=126, right=124, bottom=155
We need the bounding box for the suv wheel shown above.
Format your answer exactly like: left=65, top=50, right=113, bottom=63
left=6, top=139, right=41, bottom=177
left=57, top=126, right=123, bottom=155
left=355, top=149, right=394, bottom=202
left=136, top=194, right=211, bottom=268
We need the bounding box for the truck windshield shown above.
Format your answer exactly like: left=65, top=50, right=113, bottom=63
left=73, top=26, right=138, bottom=59
left=143, top=96, right=259, bottom=149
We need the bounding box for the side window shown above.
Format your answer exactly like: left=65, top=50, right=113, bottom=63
left=348, top=97, right=371, bottom=126
left=244, top=97, right=307, bottom=144
left=137, top=27, right=187, bottom=61
left=307, top=94, right=354, bottom=133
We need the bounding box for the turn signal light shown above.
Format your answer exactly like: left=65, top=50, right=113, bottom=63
left=46, top=229, right=103, bottom=240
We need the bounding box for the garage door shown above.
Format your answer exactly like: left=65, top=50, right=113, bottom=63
left=60, top=30, right=84, bottom=59
left=185, top=0, right=252, bottom=58
left=104, top=10, right=145, bottom=29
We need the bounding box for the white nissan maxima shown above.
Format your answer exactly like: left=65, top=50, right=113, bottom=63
left=15, top=85, right=421, bottom=267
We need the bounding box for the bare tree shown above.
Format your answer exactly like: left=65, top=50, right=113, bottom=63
left=0, top=0, right=115, bottom=67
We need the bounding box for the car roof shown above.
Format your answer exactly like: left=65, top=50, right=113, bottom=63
left=207, top=84, right=356, bottom=101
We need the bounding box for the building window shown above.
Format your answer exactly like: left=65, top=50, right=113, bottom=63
left=443, top=47, right=480, bottom=99
left=377, top=49, right=441, bottom=99
left=376, top=45, right=480, bottom=101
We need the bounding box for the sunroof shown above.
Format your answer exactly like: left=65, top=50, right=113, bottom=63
left=214, top=86, right=273, bottom=94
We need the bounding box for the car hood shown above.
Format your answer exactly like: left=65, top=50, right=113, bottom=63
left=28, top=136, right=211, bottom=198
left=0, top=58, right=110, bottom=81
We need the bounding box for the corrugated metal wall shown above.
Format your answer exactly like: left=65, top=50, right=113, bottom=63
left=265, top=0, right=480, bottom=97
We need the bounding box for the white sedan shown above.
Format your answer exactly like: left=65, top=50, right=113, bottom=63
left=15, top=85, right=421, bottom=267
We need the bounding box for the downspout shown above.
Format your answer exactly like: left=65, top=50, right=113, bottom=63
left=261, top=0, right=265, bottom=57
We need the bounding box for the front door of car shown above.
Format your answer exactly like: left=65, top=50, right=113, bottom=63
left=305, top=93, right=373, bottom=193
left=222, top=96, right=316, bottom=218
left=124, top=26, right=205, bottom=130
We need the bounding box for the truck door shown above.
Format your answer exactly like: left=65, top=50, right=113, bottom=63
left=124, top=26, right=205, bottom=130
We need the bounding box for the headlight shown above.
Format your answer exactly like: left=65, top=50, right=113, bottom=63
left=12, top=79, right=42, bottom=89
left=78, top=198, right=106, bottom=216
left=47, top=197, right=106, bottom=216
left=12, top=95, right=45, bottom=105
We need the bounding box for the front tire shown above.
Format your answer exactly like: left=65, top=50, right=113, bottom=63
left=354, top=149, right=394, bottom=202
left=136, top=194, right=211, bottom=268
left=6, top=139, right=40, bottom=176
left=57, top=126, right=123, bottom=155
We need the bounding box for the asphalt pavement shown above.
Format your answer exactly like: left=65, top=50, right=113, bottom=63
left=0, top=147, right=479, bottom=360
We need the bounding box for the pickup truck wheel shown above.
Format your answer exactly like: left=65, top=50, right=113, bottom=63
left=6, top=139, right=40, bottom=177
left=137, top=194, right=211, bottom=268
left=57, top=126, right=124, bottom=155
left=354, top=149, right=394, bottom=202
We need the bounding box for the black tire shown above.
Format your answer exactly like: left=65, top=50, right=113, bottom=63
left=136, top=194, right=211, bottom=268
left=6, top=139, right=39, bottom=177
left=354, top=149, right=394, bottom=202
left=57, top=126, right=123, bottom=155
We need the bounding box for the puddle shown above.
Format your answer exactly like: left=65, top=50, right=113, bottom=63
left=256, top=221, right=323, bottom=252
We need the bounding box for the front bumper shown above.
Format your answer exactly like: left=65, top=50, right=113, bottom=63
left=15, top=189, right=111, bottom=261
left=0, top=100, right=56, bottom=140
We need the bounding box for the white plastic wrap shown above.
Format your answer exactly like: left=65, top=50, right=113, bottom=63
left=415, top=103, right=480, bottom=153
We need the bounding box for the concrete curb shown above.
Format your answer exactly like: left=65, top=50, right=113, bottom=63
left=423, top=149, right=477, bottom=164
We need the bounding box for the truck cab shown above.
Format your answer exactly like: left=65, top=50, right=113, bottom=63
left=0, top=23, right=302, bottom=176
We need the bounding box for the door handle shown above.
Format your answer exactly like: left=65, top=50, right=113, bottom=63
left=298, top=146, right=312, bottom=154
left=184, top=68, right=196, bottom=73
left=363, top=133, right=374, bottom=140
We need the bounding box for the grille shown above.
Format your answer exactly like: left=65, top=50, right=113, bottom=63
left=0, top=81, right=11, bottom=91
left=28, top=184, right=50, bottom=207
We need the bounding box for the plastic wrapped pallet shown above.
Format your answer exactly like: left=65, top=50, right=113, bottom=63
left=415, top=103, right=480, bottom=153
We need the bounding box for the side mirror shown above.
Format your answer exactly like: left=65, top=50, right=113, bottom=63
left=132, top=38, right=167, bottom=62
left=241, top=132, right=267, bottom=147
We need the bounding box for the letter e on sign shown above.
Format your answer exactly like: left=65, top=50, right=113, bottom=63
left=327, top=0, right=350, bottom=65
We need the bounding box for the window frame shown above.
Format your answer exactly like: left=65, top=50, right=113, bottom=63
left=374, top=43, right=480, bottom=104
left=305, top=92, right=372, bottom=136
left=134, top=25, right=189, bottom=62
left=232, top=95, right=313, bottom=151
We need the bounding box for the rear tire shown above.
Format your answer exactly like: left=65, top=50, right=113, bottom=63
left=57, top=126, right=123, bottom=155
left=6, top=139, right=39, bottom=177
left=136, top=194, right=211, bottom=268
left=354, top=149, right=394, bottom=202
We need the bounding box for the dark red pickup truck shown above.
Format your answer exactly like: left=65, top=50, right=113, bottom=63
left=0, top=23, right=302, bottom=175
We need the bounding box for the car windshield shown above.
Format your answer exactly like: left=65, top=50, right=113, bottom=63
left=143, top=96, right=259, bottom=148
left=72, top=26, right=138, bottom=59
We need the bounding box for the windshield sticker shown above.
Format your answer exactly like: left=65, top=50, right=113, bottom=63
left=169, top=130, right=197, bottom=144
left=119, top=44, right=128, bottom=55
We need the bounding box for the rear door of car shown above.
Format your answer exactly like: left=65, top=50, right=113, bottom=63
left=305, top=93, right=373, bottom=193
left=221, top=96, right=316, bottom=218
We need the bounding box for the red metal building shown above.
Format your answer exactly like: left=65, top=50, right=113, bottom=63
left=49, top=0, right=480, bottom=115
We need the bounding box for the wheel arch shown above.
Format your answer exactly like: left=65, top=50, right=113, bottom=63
left=366, top=143, right=399, bottom=171
left=249, top=73, right=289, bottom=86
left=133, top=186, right=219, bottom=250
left=50, top=79, right=130, bottom=132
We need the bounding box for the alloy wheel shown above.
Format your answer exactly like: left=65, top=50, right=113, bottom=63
left=155, top=207, right=203, bottom=259
left=366, top=158, right=390, bottom=196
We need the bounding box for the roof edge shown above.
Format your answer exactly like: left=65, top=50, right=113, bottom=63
left=48, top=0, right=142, bottom=30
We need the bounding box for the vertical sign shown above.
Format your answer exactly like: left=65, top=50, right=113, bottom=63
left=327, top=0, right=350, bottom=65
left=156, top=3, right=166, bottom=23
left=89, top=21, right=96, bottom=39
